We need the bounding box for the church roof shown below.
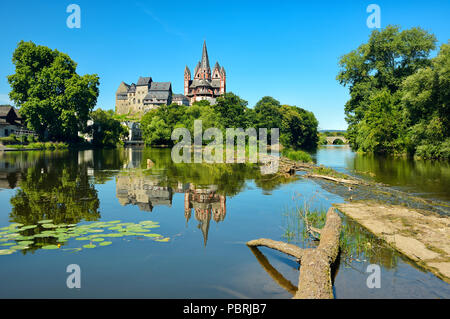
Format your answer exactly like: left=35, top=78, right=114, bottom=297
left=210, top=79, right=221, bottom=88
left=189, top=79, right=213, bottom=88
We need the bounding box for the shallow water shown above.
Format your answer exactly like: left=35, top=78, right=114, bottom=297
left=0, top=147, right=448, bottom=298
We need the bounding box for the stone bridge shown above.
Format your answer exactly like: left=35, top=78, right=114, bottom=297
left=325, top=136, right=348, bottom=144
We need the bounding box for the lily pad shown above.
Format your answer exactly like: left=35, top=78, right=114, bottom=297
left=83, top=244, right=96, bottom=249
left=42, top=224, right=57, bottom=229
left=18, top=225, right=38, bottom=231
left=0, top=249, right=15, bottom=255
left=91, top=238, right=104, bottom=242
left=155, top=237, right=170, bottom=242
left=42, top=245, right=59, bottom=250
left=38, top=219, right=53, bottom=224
left=1, top=242, right=15, bottom=246
left=144, top=234, right=162, bottom=238
left=17, top=241, right=34, bottom=246
left=11, top=245, right=29, bottom=250
left=99, top=241, right=112, bottom=246
left=75, top=237, right=90, bottom=241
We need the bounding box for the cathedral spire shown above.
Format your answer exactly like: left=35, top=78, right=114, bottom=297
left=201, top=40, right=210, bottom=71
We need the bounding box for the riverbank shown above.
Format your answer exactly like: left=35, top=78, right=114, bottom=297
left=0, top=142, right=68, bottom=152
left=334, top=201, right=450, bottom=283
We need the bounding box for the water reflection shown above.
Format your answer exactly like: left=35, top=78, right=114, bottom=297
left=0, top=148, right=447, bottom=290
left=314, top=145, right=450, bottom=202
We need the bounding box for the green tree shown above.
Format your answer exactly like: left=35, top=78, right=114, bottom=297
left=254, top=96, right=283, bottom=130
left=337, top=26, right=436, bottom=151
left=213, top=92, right=249, bottom=129
left=280, top=105, right=319, bottom=150
left=88, top=109, right=128, bottom=147
left=401, top=42, right=450, bottom=159
left=7, top=41, right=99, bottom=141
left=141, top=114, right=172, bottom=146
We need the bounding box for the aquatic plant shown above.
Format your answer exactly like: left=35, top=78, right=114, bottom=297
left=0, top=219, right=170, bottom=256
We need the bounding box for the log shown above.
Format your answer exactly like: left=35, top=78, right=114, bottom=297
left=306, top=174, right=361, bottom=185
left=246, top=238, right=304, bottom=259
left=247, top=207, right=341, bottom=299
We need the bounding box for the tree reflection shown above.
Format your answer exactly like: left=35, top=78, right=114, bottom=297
left=9, top=152, right=100, bottom=226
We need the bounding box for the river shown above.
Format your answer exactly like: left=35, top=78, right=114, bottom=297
left=0, top=146, right=448, bottom=298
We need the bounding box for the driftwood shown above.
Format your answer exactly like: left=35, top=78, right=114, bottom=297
left=306, top=174, right=362, bottom=185
left=247, top=207, right=342, bottom=299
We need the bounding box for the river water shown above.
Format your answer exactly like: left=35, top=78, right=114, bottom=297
left=0, top=146, right=448, bottom=298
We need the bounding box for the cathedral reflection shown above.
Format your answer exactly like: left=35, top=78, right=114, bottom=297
left=116, top=172, right=227, bottom=246
left=184, top=185, right=226, bottom=247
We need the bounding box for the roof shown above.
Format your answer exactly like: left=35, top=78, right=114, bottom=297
left=0, top=105, right=14, bottom=117
left=128, top=83, right=136, bottom=93
left=0, top=105, right=21, bottom=119
left=189, top=79, right=213, bottom=89
left=137, top=77, right=152, bottom=86
left=200, top=40, right=211, bottom=71
left=144, top=91, right=170, bottom=100
left=150, top=82, right=171, bottom=91
left=172, top=94, right=188, bottom=100
left=116, top=93, right=128, bottom=100
left=211, top=79, right=221, bottom=88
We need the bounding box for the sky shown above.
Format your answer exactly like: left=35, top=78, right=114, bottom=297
left=0, top=0, right=448, bottom=130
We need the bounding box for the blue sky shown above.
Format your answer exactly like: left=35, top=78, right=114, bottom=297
left=0, top=0, right=448, bottom=130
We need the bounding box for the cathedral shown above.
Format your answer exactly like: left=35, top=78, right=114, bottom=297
left=184, top=41, right=226, bottom=105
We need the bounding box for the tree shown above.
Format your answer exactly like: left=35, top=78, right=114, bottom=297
left=401, top=42, right=450, bottom=159
left=141, top=114, right=172, bottom=146
left=337, top=25, right=438, bottom=154
left=253, top=97, right=319, bottom=149
left=213, top=92, right=249, bottom=129
left=254, top=96, right=283, bottom=130
left=88, top=109, right=128, bottom=147
left=280, top=105, right=319, bottom=150
left=8, top=41, right=99, bottom=141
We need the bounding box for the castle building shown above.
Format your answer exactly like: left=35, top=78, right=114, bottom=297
left=184, top=41, right=226, bottom=105
left=115, top=77, right=174, bottom=115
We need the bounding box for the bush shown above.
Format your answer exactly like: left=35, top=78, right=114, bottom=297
left=0, top=135, right=18, bottom=145
left=282, top=148, right=312, bottom=163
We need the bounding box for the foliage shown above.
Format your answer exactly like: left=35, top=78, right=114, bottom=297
left=140, top=93, right=319, bottom=150
left=7, top=41, right=99, bottom=142
left=338, top=26, right=449, bottom=159
left=88, top=109, right=128, bottom=147
left=282, top=148, right=312, bottom=163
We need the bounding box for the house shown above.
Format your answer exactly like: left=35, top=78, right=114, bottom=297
left=0, top=105, right=32, bottom=138
left=172, top=94, right=190, bottom=106
left=121, top=121, right=142, bottom=141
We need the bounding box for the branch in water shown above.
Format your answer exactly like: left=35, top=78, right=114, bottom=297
left=246, top=238, right=304, bottom=260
